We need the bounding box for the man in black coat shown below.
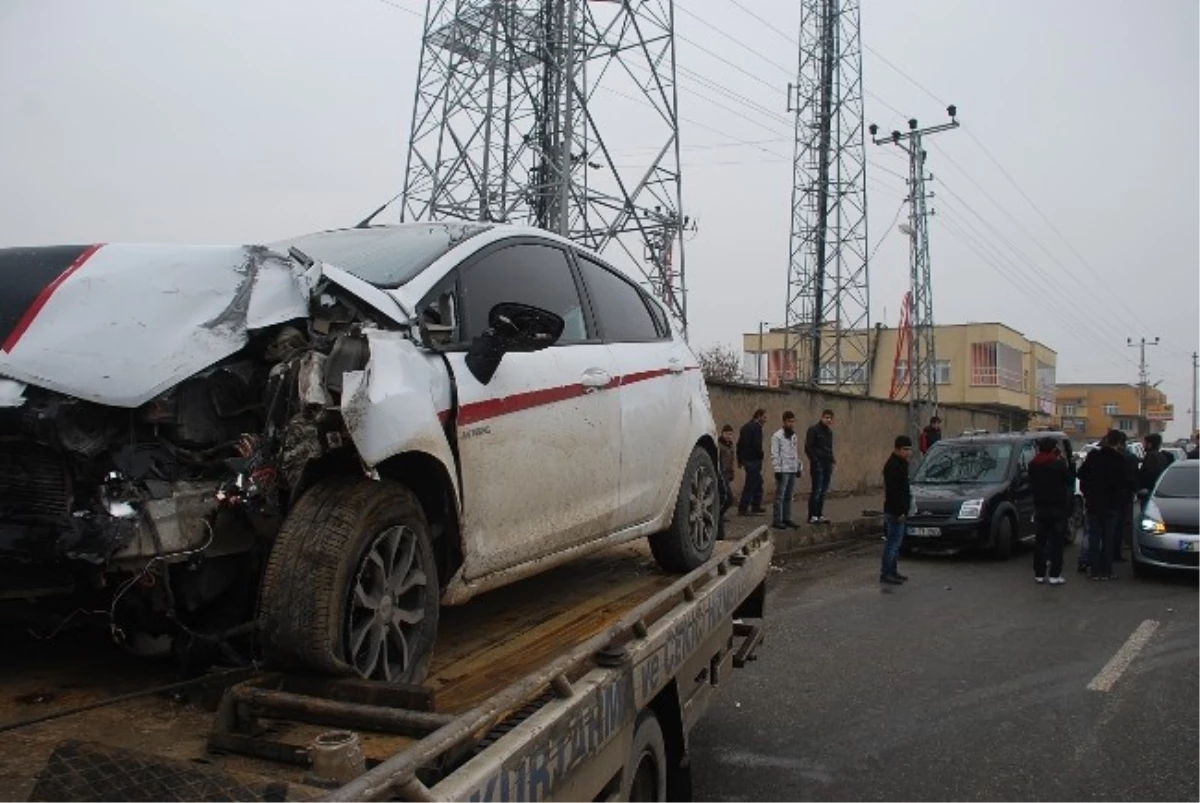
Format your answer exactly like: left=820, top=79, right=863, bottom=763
left=1077, top=429, right=1130, bottom=580
left=804, top=409, right=836, bottom=524
left=880, top=435, right=914, bottom=585
left=1028, top=437, right=1071, bottom=584
left=736, top=408, right=768, bottom=515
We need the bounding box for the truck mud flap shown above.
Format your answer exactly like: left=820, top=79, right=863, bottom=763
left=29, top=740, right=320, bottom=802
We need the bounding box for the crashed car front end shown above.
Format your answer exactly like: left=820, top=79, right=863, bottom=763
left=0, top=242, right=406, bottom=654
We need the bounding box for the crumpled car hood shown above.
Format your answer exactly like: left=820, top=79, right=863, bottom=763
left=0, top=243, right=406, bottom=408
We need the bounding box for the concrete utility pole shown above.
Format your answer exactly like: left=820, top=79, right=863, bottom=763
left=1127, top=336, right=1160, bottom=436
left=870, top=107, right=960, bottom=442
left=1191, top=351, right=1198, bottom=440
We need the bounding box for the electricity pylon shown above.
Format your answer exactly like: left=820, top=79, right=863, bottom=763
left=784, top=0, right=871, bottom=390
left=402, top=0, right=691, bottom=330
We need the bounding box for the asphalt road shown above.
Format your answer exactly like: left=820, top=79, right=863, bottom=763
left=691, top=541, right=1199, bottom=802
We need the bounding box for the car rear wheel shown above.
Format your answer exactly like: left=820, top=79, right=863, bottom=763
left=259, top=477, right=440, bottom=684
left=649, top=447, right=719, bottom=573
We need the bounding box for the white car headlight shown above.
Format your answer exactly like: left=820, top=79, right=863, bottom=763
left=1140, top=500, right=1166, bottom=534
left=958, top=499, right=985, bottom=520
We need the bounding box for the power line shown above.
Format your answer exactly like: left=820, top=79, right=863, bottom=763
left=868, top=199, right=907, bottom=263
left=371, top=0, right=422, bottom=18
left=929, top=141, right=1148, bottom=335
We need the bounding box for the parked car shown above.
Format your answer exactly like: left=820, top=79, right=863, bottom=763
left=906, top=431, right=1076, bottom=558
left=1163, top=446, right=1188, bottom=464
left=0, top=223, right=719, bottom=683
left=1133, top=461, right=1199, bottom=575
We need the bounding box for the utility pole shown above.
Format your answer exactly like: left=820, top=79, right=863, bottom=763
left=402, top=0, right=690, bottom=331
left=784, top=0, right=871, bottom=392
left=870, top=107, right=960, bottom=442
left=1126, top=336, right=1160, bottom=436
left=1191, top=351, right=1198, bottom=441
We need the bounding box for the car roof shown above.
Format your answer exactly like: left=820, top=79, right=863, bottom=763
left=942, top=431, right=1070, bottom=444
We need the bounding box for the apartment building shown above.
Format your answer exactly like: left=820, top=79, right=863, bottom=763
left=1056, top=383, right=1172, bottom=441
left=742, top=322, right=1057, bottom=431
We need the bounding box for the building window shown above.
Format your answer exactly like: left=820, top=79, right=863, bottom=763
left=936, top=360, right=952, bottom=385
left=970, top=342, right=1023, bottom=390
left=1062, top=404, right=1077, bottom=417
left=818, top=361, right=866, bottom=385
left=1035, top=361, right=1056, bottom=414
left=894, top=360, right=949, bottom=385
left=1103, top=403, right=1119, bottom=416
left=1116, top=417, right=1136, bottom=432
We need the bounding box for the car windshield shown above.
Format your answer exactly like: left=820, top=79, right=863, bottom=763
left=914, top=442, right=1013, bottom=485
left=1155, top=465, right=1199, bottom=499
left=272, top=223, right=490, bottom=288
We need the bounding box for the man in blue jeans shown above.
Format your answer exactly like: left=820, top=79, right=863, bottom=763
left=881, top=435, right=913, bottom=585
left=736, top=409, right=768, bottom=515
left=1077, top=429, right=1129, bottom=581
left=804, top=409, right=836, bottom=524
left=771, top=411, right=802, bottom=529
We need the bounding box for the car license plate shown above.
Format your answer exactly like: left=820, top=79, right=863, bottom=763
left=909, top=527, right=940, bottom=537
left=1180, top=540, right=1196, bottom=553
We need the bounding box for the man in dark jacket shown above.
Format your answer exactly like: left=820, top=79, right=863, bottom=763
left=1139, top=433, right=1175, bottom=497
left=1077, top=429, right=1129, bottom=580
left=717, top=424, right=736, bottom=525
left=919, top=416, right=942, bottom=455
left=804, top=409, right=836, bottom=524
left=736, top=409, right=768, bottom=516
left=1029, top=437, right=1071, bottom=584
left=881, top=435, right=914, bottom=585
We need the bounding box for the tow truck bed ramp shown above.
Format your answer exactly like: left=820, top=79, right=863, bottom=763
left=11, top=528, right=772, bottom=802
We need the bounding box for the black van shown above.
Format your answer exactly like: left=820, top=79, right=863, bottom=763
left=905, top=431, right=1076, bottom=558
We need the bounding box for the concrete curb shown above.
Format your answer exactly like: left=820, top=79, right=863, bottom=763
left=769, top=516, right=884, bottom=558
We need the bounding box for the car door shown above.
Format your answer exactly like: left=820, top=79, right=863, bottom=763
left=1014, top=439, right=1037, bottom=536
left=573, top=253, right=690, bottom=528
left=428, top=240, right=621, bottom=579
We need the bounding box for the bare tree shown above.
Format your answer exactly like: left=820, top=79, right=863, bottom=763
left=697, top=344, right=743, bottom=383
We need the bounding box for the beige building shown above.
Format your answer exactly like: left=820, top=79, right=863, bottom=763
left=1056, top=383, right=1172, bottom=440
left=742, top=322, right=1057, bottom=431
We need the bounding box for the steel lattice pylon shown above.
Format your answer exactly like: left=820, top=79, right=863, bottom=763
left=783, top=0, right=870, bottom=390
left=401, top=0, right=689, bottom=331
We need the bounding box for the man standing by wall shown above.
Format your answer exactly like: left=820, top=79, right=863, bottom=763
left=919, top=416, right=942, bottom=455
left=770, top=412, right=802, bottom=530
left=804, top=409, right=836, bottom=524
left=1029, top=437, right=1071, bottom=585
left=881, top=435, right=913, bottom=585
left=737, top=408, right=768, bottom=516
left=717, top=424, right=737, bottom=524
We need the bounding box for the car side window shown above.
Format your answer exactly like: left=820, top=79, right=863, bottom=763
left=1019, top=442, right=1036, bottom=471
left=461, top=244, right=589, bottom=344
left=575, top=255, right=663, bottom=342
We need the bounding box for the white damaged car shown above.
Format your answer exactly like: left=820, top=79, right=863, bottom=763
left=0, top=224, right=719, bottom=682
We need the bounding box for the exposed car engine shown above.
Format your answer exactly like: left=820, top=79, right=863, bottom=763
left=0, top=288, right=377, bottom=664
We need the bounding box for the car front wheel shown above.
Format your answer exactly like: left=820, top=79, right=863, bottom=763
left=649, top=447, right=719, bottom=573
left=259, top=477, right=440, bottom=684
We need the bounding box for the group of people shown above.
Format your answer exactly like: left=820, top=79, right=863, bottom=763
left=715, top=408, right=838, bottom=531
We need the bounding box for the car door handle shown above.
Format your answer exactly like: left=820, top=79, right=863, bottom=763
left=668, top=358, right=685, bottom=374
left=581, top=369, right=612, bottom=390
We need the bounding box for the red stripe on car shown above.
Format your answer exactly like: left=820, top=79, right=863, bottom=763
left=2, top=243, right=104, bottom=353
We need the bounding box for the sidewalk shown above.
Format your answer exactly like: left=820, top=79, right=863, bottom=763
left=722, top=491, right=885, bottom=557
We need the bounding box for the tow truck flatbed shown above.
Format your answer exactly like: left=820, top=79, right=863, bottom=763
left=1, top=528, right=772, bottom=801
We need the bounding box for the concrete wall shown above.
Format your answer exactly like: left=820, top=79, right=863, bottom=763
left=708, top=380, right=1004, bottom=498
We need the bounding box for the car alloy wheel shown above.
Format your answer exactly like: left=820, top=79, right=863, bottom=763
left=346, top=525, right=429, bottom=682
left=688, top=461, right=718, bottom=554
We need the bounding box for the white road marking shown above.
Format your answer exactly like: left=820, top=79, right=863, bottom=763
left=1087, top=619, right=1160, bottom=692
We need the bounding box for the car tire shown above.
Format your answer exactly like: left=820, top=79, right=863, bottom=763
left=259, top=477, right=440, bottom=684
left=991, top=512, right=1015, bottom=560
left=649, top=447, right=719, bottom=574
left=620, top=710, right=668, bottom=802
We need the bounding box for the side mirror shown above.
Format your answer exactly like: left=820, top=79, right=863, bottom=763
left=465, top=303, right=564, bottom=384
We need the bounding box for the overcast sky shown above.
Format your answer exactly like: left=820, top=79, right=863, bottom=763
left=2, top=0, right=1197, bottom=437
